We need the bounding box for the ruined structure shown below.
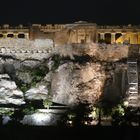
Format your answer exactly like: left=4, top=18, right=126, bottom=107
left=1, top=21, right=140, bottom=45
left=0, top=22, right=140, bottom=126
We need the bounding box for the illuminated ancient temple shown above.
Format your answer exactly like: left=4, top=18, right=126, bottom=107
left=0, top=21, right=140, bottom=44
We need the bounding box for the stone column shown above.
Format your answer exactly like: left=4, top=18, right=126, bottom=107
left=25, top=33, right=29, bottom=39
left=3, top=34, right=7, bottom=38
left=133, top=33, right=138, bottom=44
left=76, top=30, right=78, bottom=43
left=111, top=33, right=116, bottom=44
left=85, top=34, right=90, bottom=43
left=95, top=33, right=99, bottom=43
left=122, top=33, right=126, bottom=43
left=100, top=33, right=105, bottom=40
left=14, top=34, right=18, bottom=38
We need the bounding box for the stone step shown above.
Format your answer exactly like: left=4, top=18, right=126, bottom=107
left=128, top=99, right=138, bottom=102
left=128, top=91, right=138, bottom=94
left=129, top=94, right=138, bottom=96
left=128, top=94, right=138, bottom=96
left=128, top=104, right=139, bottom=107
left=128, top=97, right=138, bottom=100
left=128, top=100, right=138, bottom=104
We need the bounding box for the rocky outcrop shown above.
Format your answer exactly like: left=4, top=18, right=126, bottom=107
left=0, top=43, right=129, bottom=107
left=25, top=85, right=48, bottom=100
left=0, top=74, right=25, bottom=105
left=51, top=62, right=106, bottom=106
left=55, top=43, right=129, bottom=61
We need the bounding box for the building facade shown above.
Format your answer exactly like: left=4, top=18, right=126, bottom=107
left=1, top=21, right=140, bottom=44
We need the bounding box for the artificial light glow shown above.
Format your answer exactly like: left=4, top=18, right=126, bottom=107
left=68, top=120, right=72, bottom=124
left=21, top=113, right=53, bottom=126
left=88, top=114, right=93, bottom=118
left=84, top=121, right=88, bottom=125
left=123, top=101, right=129, bottom=107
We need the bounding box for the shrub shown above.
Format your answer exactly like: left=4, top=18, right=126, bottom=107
left=0, top=108, right=14, bottom=116
left=43, top=99, right=52, bottom=109
left=20, top=83, right=29, bottom=92
left=22, top=106, right=37, bottom=115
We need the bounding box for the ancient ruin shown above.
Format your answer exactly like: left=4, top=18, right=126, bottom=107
left=0, top=21, right=140, bottom=45
left=0, top=21, right=140, bottom=126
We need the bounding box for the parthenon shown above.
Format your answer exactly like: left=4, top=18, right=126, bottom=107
left=1, top=21, right=140, bottom=44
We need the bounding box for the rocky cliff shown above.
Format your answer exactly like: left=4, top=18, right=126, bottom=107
left=0, top=43, right=129, bottom=107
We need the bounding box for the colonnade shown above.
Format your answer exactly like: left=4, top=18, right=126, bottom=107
left=98, top=32, right=125, bottom=44
left=0, top=33, right=29, bottom=39
left=97, top=32, right=140, bottom=44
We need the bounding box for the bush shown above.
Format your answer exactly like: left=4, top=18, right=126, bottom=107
left=20, top=83, right=29, bottom=92
left=22, top=106, right=37, bottom=115
left=30, top=67, right=47, bottom=87
left=0, top=108, right=14, bottom=116
left=51, top=55, right=61, bottom=71
left=43, top=99, right=52, bottom=109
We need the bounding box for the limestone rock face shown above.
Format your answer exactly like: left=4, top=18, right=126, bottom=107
left=51, top=62, right=106, bottom=106
left=0, top=43, right=129, bottom=108
left=43, top=72, right=52, bottom=82
left=55, top=43, right=128, bottom=61
left=20, top=60, right=41, bottom=69
left=51, top=63, right=77, bottom=106
left=16, top=72, right=33, bottom=84
left=25, top=85, right=48, bottom=100
left=0, top=79, right=17, bottom=90
left=76, top=63, right=106, bottom=104
left=0, top=74, right=25, bottom=105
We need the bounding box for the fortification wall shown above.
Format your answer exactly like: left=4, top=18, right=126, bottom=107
left=0, top=47, right=53, bottom=60
left=0, top=38, right=53, bottom=48
left=0, top=38, right=54, bottom=60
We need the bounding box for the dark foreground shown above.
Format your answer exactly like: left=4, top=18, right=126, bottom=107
left=0, top=125, right=140, bottom=140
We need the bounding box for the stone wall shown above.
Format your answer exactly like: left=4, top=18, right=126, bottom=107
left=1, top=22, right=140, bottom=45
left=0, top=38, right=54, bottom=59
left=0, top=47, right=53, bottom=60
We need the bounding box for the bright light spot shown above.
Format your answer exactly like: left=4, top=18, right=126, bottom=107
left=91, top=111, right=97, bottom=118
left=84, top=121, right=88, bottom=125
left=68, top=120, right=72, bottom=124
left=90, top=120, right=98, bottom=125
left=21, top=113, right=53, bottom=126
left=67, top=120, right=73, bottom=126
left=88, top=114, right=93, bottom=118
left=123, top=101, right=129, bottom=107
left=32, top=113, right=52, bottom=124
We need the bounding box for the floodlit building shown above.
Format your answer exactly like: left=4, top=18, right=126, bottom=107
left=1, top=21, right=140, bottom=44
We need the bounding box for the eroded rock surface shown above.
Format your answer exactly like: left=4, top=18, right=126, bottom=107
left=51, top=62, right=106, bottom=105
left=25, top=85, right=48, bottom=100
left=0, top=43, right=129, bottom=107
left=0, top=74, right=25, bottom=105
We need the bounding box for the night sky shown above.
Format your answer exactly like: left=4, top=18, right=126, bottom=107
left=0, top=0, right=140, bottom=25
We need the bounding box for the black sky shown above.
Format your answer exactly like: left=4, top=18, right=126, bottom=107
left=0, top=0, right=140, bottom=25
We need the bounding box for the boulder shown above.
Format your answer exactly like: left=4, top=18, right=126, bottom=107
left=21, top=109, right=65, bottom=126
left=0, top=74, right=25, bottom=105
left=51, top=62, right=106, bottom=106
left=25, top=85, right=48, bottom=100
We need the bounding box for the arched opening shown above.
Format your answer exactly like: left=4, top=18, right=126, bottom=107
left=18, top=34, right=25, bottom=38
left=7, top=34, right=14, bottom=38
left=0, top=34, right=3, bottom=38
left=115, top=33, right=122, bottom=40
left=105, top=33, right=111, bottom=44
